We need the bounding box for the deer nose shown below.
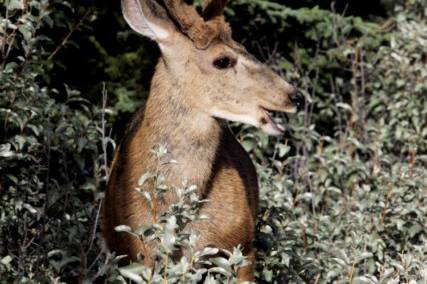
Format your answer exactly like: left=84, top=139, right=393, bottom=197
left=289, top=90, right=305, bottom=111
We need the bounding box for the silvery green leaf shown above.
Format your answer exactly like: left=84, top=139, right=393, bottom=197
left=281, top=252, right=290, bottom=267
left=242, top=140, right=256, bottom=152
left=23, top=203, right=37, bottom=214
left=277, top=144, right=290, bottom=157
left=326, top=270, right=340, bottom=280
left=336, top=102, right=353, bottom=112
left=187, top=185, right=197, bottom=192
left=161, top=218, right=177, bottom=253
left=138, top=172, right=154, bottom=186
left=7, top=0, right=23, bottom=10
left=119, top=263, right=146, bottom=284
left=161, top=234, right=175, bottom=253
left=14, top=135, right=25, bottom=150
left=165, top=216, right=177, bottom=232
left=188, top=233, right=199, bottom=247
left=191, top=268, right=207, bottom=282
left=1, top=255, right=12, bottom=265
left=260, top=225, right=273, bottom=234
left=141, top=266, right=152, bottom=281
left=203, top=275, right=218, bottom=284
left=353, top=276, right=376, bottom=284
left=142, top=191, right=152, bottom=203
left=382, top=268, right=394, bottom=279
left=47, top=250, right=63, bottom=258
left=207, top=266, right=230, bottom=277
left=152, top=144, right=168, bottom=158
left=198, top=214, right=209, bottom=220
left=387, top=278, right=401, bottom=284
left=332, top=257, right=347, bottom=267
left=18, top=25, right=32, bottom=41
left=391, top=262, right=405, bottom=272
left=356, top=252, right=373, bottom=263
left=229, top=248, right=248, bottom=267
left=263, top=269, right=273, bottom=282
left=114, top=225, right=132, bottom=233
left=0, top=144, right=14, bottom=158
left=210, top=257, right=231, bottom=271
left=197, top=247, right=219, bottom=258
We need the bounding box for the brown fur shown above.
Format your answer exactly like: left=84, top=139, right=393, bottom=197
left=103, top=62, right=257, bottom=278
left=103, top=0, right=298, bottom=281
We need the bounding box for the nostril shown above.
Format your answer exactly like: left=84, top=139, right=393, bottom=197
left=289, top=90, right=305, bottom=111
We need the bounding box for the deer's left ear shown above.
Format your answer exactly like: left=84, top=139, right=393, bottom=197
left=122, top=0, right=177, bottom=43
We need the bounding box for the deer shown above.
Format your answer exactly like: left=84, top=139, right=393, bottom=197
left=102, top=0, right=303, bottom=281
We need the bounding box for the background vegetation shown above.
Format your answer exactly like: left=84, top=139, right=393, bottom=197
left=1, top=0, right=426, bottom=283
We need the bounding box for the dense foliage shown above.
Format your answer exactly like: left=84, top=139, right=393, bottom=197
left=1, top=0, right=426, bottom=283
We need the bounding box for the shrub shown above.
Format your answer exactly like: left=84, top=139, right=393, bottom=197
left=1, top=0, right=426, bottom=283
left=0, top=1, right=110, bottom=281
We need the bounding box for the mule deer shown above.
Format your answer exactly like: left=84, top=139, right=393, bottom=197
left=103, top=0, right=303, bottom=281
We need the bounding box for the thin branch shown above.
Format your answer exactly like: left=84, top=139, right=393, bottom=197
left=47, top=9, right=92, bottom=61
left=101, top=82, right=110, bottom=181
left=87, top=201, right=102, bottom=255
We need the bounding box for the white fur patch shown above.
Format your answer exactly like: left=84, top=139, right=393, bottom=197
left=211, top=108, right=258, bottom=127
left=193, top=112, right=216, bottom=128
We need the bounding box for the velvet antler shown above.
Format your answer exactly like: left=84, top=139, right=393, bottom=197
left=163, top=0, right=230, bottom=49
left=203, top=0, right=228, bottom=19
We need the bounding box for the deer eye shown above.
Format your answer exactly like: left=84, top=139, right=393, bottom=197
left=213, top=56, right=235, bottom=69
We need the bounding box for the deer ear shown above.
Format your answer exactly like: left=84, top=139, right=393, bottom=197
left=122, top=0, right=176, bottom=42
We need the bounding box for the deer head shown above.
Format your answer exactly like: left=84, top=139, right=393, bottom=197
left=122, top=0, right=303, bottom=135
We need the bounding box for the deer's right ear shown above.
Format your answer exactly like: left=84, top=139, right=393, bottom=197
left=122, top=0, right=176, bottom=43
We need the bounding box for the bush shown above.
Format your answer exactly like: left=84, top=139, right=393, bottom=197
left=1, top=0, right=426, bottom=283
left=0, top=1, right=109, bottom=281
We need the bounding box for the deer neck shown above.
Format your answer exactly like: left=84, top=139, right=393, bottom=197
left=139, top=60, right=223, bottom=191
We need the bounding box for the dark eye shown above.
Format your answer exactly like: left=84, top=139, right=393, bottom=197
left=213, top=56, right=235, bottom=69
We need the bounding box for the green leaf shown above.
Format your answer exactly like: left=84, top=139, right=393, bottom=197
left=7, top=0, right=23, bottom=10
left=18, top=25, right=32, bottom=41
left=1, top=256, right=12, bottom=265
left=137, top=172, right=155, bottom=187
left=114, top=225, right=132, bottom=233
left=0, top=144, right=14, bottom=158
left=119, top=263, right=146, bottom=284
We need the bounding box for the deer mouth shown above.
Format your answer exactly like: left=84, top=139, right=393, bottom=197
left=259, top=107, right=287, bottom=136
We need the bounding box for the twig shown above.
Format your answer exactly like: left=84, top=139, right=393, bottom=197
left=1, top=30, right=17, bottom=69
left=85, top=83, right=111, bottom=272
left=101, top=82, right=110, bottom=181
left=87, top=201, right=102, bottom=255
left=348, top=260, right=356, bottom=283
left=47, top=9, right=92, bottom=61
